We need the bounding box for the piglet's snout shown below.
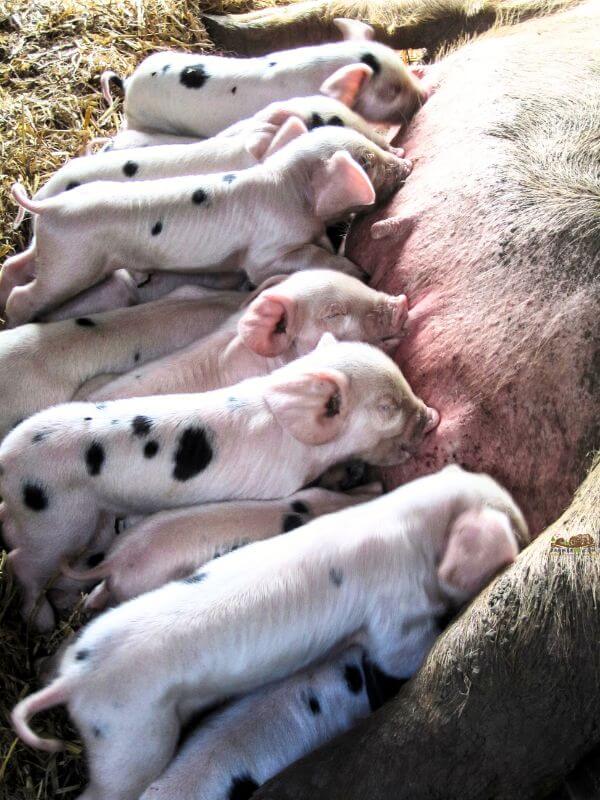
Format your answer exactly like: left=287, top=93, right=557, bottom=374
left=366, top=297, right=408, bottom=346
left=406, top=404, right=440, bottom=447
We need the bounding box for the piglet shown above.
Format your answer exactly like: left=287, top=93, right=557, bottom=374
left=11, top=466, right=527, bottom=800
left=83, top=269, right=409, bottom=402
left=21, top=95, right=391, bottom=211
left=0, top=285, right=241, bottom=438
left=1, top=336, right=438, bottom=629
left=62, top=484, right=382, bottom=609
left=109, top=18, right=425, bottom=137
left=3, top=125, right=411, bottom=325
left=140, top=646, right=374, bottom=800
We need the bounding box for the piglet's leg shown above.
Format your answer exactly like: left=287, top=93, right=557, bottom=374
left=5, top=230, right=109, bottom=325
left=140, top=647, right=373, bottom=800
left=74, top=701, right=180, bottom=800
left=0, top=245, right=36, bottom=311
left=5, top=489, right=100, bottom=630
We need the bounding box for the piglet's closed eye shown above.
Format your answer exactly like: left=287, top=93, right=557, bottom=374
left=438, top=507, right=520, bottom=597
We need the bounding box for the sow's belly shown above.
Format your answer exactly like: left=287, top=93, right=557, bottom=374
left=347, top=13, right=600, bottom=535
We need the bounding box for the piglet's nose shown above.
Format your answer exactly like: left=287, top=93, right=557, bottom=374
left=392, top=296, right=408, bottom=329
left=423, top=406, right=440, bottom=434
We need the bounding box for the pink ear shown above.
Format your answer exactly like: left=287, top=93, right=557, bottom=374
left=438, top=508, right=519, bottom=597
left=246, top=116, right=309, bottom=161
left=312, top=150, right=376, bottom=220
left=264, top=368, right=349, bottom=445
left=320, top=63, right=373, bottom=108
left=263, top=116, right=309, bottom=158
left=333, top=17, right=375, bottom=41
left=238, top=291, right=297, bottom=357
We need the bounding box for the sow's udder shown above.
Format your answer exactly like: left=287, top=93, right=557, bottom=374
left=347, top=22, right=599, bottom=536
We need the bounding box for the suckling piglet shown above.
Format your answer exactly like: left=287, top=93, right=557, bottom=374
left=3, top=125, right=411, bottom=325
left=19, top=95, right=391, bottom=212
left=11, top=467, right=527, bottom=800
left=1, top=336, right=438, bottom=629
left=107, top=18, right=425, bottom=137
left=85, top=269, right=409, bottom=402
left=62, top=483, right=382, bottom=610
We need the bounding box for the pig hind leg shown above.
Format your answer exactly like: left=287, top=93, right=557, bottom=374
left=0, top=245, right=36, bottom=310
left=5, top=233, right=108, bottom=325
left=79, top=701, right=180, bottom=800
left=5, top=489, right=100, bottom=629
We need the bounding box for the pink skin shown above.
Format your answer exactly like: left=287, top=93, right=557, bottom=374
left=347, top=50, right=596, bottom=536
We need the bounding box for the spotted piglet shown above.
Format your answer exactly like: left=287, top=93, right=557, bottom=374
left=11, top=467, right=527, bottom=800
left=107, top=18, right=425, bottom=137
left=24, top=95, right=391, bottom=208
left=1, top=336, right=438, bottom=629
left=62, top=484, right=382, bottom=610
left=3, top=125, right=411, bottom=325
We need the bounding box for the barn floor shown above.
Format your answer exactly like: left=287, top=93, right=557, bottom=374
left=0, top=1, right=276, bottom=796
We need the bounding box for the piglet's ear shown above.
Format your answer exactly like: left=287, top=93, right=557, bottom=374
left=264, top=367, right=349, bottom=445
left=246, top=116, right=308, bottom=161
left=320, top=64, right=373, bottom=108
left=438, top=508, right=520, bottom=598
left=238, top=290, right=297, bottom=357
left=333, top=18, right=376, bottom=41
left=312, top=150, right=376, bottom=220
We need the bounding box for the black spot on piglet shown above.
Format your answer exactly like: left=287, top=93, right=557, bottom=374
left=182, top=572, right=207, bottom=585
left=23, top=483, right=48, bottom=512
left=310, top=112, right=325, bottom=129
left=144, top=441, right=159, bottom=459
left=192, top=188, right=207, bottom=205
left=282, top=513, right=304, bottom=532
left=180, top=64, right=209, bottom=89
left=76, top=317, right=96, bottom=327
left=344, top=663, right=364, bottom=694
left=307, top=694, right=321, bottom=715
left=75, top=649, right=89, bottom=661
left=229, top=773, right=259, bottom=800
left=222, top=173, right=237, bottom=184
left=85, top=442, right=105, bottom=476
left=65, top=181, right=80, bottom=191
left=123, top=161, right=138, bottom=177
left=291, top=500, right=309, bottom=515
left=329, top=567, right=343, bottom=587
left=329, top=115, right=345, bottom=126
left=361, top=52, right=381, bottom=75
left=132, top=415, right=152, bottom=437
left=173, top=426, right=213, bottom=481
left=151, top=221, right=163, bottom=236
